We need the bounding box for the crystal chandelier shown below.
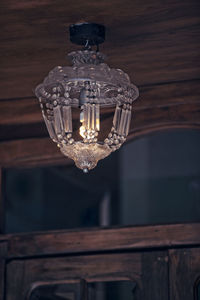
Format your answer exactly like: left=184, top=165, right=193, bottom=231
left=35, top=23, right=139, bottom=172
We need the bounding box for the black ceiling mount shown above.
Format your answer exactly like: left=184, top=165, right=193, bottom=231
left=69, top=23, right=105, bottom=46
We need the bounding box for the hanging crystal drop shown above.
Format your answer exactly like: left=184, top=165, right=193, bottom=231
left=95, top=104, right=100, bottom=131
left=113, top=104, right=121, bottom=132
left=125, top=109, right=132, bottom=136
left=53, top=105, right=64, bottom=136
left=43, top=114, right=58, bottom=142
left=87, top=103, right=91, bottom=130
left=63, top=105, right=72, bottom=133
left=118, top=108, right=126, bottom=136
left=80, top=109, right=84, bottom=124
left=91, top=104, right=96, bottom=130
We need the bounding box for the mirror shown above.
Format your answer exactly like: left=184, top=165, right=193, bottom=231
left=120, top=129, right=200, bottom=226
left=4, top=129, right=200, bottom=233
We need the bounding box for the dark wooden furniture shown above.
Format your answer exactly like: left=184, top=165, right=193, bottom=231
left=0, top=0, right=200, bottom=234
left=0, top=223, right=200, bottom=299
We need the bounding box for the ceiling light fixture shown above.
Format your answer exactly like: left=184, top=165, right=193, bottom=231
left=35, top=23, right=139, bottom=172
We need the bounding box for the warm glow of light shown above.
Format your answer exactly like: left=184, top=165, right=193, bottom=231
left=79, top=125, right=86, bottom=138
left=96, top=118, right=100, bottom=131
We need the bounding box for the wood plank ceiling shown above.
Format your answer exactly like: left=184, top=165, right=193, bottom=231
left=0, top=0, right=200, bottom=167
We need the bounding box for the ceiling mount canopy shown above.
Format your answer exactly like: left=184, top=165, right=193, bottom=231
left=69, top=23, right=105, bottom=46
left=35, top=23, right=139, bottom=172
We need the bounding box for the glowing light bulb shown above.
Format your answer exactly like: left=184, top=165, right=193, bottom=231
left=79, top=125, right=86, bottom=138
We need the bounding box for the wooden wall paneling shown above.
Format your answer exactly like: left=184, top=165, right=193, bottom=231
left=169, top=247, right=200, bottom=300
left=135, top=79, right=200, bottom=109
left=0, top=123, right=48, bottom=143
left=0, top=0, right=200, bottom=99
left=0, top=97, right=42, bottom=127
left=0, top=138, right=69, bottom=168
left=4, top=223, right=200, bottom=259
left=6, top=251, right=168, bottom=300
left=129, top=101, right=200, bottom=139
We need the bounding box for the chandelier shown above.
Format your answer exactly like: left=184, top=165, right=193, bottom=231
left=35, top=23, right=139, bottom=172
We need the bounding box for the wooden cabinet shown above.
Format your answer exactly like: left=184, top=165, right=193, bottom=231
left=1, top=223, right=200, bottom=299
left=6, top=251, right=168, bottom=299
left=169, top=247, right=200, bottom=300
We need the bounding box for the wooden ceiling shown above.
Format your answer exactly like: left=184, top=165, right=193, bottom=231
left=0, top=0, right=200, bottom=167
